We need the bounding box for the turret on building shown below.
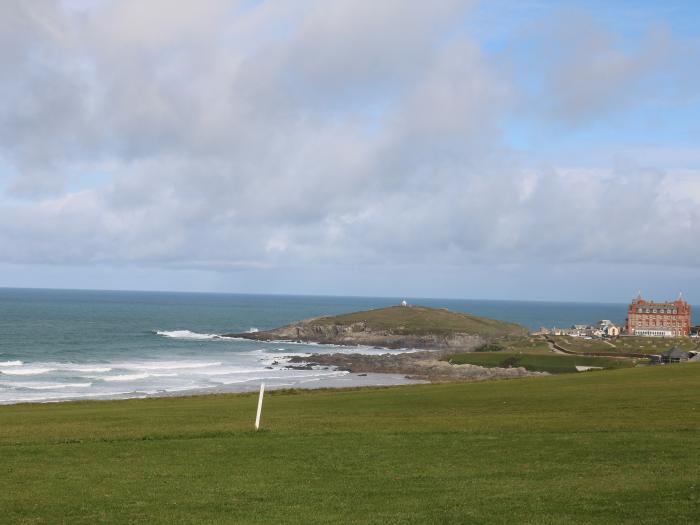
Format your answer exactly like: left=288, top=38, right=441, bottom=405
left=624, top=294, right=691, bottom=337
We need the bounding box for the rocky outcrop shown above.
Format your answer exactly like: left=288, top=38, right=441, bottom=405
left=287, top=352, right=546, bottom=382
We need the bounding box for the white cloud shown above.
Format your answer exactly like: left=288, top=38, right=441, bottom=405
left=0, top=0, right=699, bottom=278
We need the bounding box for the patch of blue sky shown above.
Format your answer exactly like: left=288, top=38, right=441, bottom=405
left=470, top=0, right=700, bottom=34
left=0, top=160, right=19, bottom=202
left=506, top=96, right=700, bottom=144
left=474, top=0, right=700, bottom=169
left=64, top=170, right=112, bottom=193
left=502, top=112, right=700, bottom=170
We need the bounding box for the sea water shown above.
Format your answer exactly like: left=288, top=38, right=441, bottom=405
left=0, top=288, right=650, bottom=404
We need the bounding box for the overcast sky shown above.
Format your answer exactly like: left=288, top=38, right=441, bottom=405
left=1, top=0, right=699, bottom=302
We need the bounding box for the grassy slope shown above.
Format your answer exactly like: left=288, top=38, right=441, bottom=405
left=613, top=336, right=700, bottom=354
left=501, top=336, right=552, bottom=354
left=2, top=366, right=700, bottom=524
left=553, top=335, right=700, bottom=354
left=313, top=305, right=528, bottom=337
left=446, top=351, right=636, bottom=373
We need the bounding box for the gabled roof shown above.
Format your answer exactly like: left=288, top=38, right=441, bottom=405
left=661, top=346, right=688, bottom=359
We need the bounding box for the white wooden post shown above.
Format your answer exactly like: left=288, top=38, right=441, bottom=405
left=255, top=382, right=265, bottom=430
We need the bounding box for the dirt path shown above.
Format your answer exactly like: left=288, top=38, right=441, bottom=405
left=547, top=340, right=567, bottom=354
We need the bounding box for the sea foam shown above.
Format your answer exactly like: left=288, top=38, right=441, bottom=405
left=103, top=373, right=178, bottom=382
left=5, top=382, right=93, bottom=390
left=155, top=330, right=222, bottom=340
left=57, top=365, right=112, bottom=373
left=0, top=366, right=55, bottom=376
left=134, top=361, right=223, bottom=371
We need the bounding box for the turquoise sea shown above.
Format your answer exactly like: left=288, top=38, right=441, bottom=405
left=0, top=288, right=678, bottom=404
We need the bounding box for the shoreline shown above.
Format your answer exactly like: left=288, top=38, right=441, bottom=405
left=0, top=347, right=546, bottom=406
left=0, top=371, right=428, bottom=406
left=286, top=349, right=546, bottom=382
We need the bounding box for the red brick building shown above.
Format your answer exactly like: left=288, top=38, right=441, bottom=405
left=624, top=295, right=691, bottom=337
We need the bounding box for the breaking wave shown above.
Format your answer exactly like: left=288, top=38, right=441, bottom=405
left=0, top=366, right=55, bottom=376
left=134, top=361, right=222, bottom=371
left=58, top=365, right=112, bottom=373
left=155, top=330, right=222, bottom=340
left=5, top=382, right=93, bottom=390
left=103, top=373, right=178, bottom=382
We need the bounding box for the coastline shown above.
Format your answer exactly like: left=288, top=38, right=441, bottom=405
left=0, top=342, right=546, bottom=405
left=0, top=371, right=427, bottom=406
left=288, top=349, right=546, bottom=381
left=0, top=295, right=559, bottom=406
left=0, top=345, right=547, bottom=406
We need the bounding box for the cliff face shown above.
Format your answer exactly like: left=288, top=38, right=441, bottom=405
left=227, top=319, right=485, bottom=351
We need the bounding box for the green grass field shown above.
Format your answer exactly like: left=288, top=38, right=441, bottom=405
left=550, top=336, right=616, bottom=353
left=476, top=337, right=556, bottom=354
left=445, top=351, right=636, bottom=373
left=1, top=365, right=699, bottom=524
left=613, top=336, right=700, bottom=354
left=552, top=335, right=700, bottom=355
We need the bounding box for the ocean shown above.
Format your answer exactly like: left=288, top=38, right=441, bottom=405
left=0, top=288, right=657, bottom=404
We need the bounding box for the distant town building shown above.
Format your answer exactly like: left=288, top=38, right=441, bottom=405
left=624, top=294, right=691, bottom=337
left=539, top=320, right=620, bottom=338
left=603, top=323, right=620, bottom=337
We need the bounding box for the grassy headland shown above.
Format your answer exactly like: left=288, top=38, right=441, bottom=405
left=311, top=305, right=528, bottom=337
left=229, top=305, right=529, bottom=352
left=1, top=365, right=699, bottom=523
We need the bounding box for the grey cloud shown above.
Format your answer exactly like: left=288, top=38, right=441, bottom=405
left=0, top=1, right=698, bottom=273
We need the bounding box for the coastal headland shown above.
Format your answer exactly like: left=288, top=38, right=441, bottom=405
left=225, top=304, right=528, bottom=349
left=225, top=305, right=541, bottom=381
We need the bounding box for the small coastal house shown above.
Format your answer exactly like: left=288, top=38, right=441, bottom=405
left=606, top=325, right=620, bottom=337
left=660, top=346, right=689, bottom=364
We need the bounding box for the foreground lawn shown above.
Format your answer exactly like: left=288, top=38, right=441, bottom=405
left=446, top=351, right=636, bottom=373
left=1, top=365, right=699, bottom=524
